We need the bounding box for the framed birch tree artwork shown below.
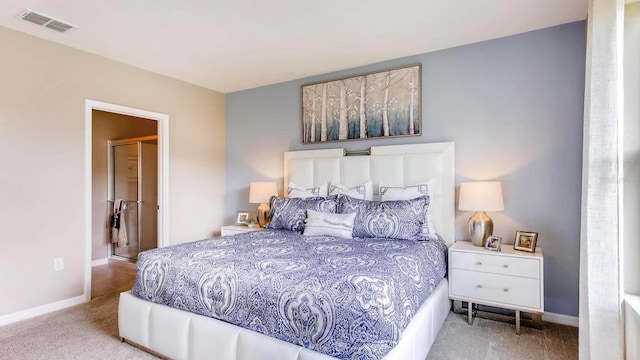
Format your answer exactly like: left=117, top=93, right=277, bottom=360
left=302, top=64, right=421, bottom=143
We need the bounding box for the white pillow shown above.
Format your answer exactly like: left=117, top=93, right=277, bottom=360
left=328, top=180, right=373, bottom=200
left=379, top=182, right=437, bottom=238
left=303, top=210, right=356, bottom=239
left=287, top=182, right=328, bottom=198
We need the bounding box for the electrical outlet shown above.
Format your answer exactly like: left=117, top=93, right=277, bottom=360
left=54, top=257, right=64, bottom=271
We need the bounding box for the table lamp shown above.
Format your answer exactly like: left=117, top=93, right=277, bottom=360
left=249, top=181, right=278, bottom=227
left=458, top=181, right=504, bottom=246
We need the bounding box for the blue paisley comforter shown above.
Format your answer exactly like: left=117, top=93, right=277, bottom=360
left=131, top=230, right=447, bottom=360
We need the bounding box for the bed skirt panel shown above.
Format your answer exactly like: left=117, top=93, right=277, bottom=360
left=118, top=279, right=450, bottom=360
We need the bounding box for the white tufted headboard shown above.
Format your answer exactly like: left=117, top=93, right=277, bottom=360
left=284, top=142, right=455, bottom=246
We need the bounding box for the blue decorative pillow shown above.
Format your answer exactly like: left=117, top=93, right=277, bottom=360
left=379, top=182, right=436, bottom=239
left=337, top=195, right=429, bottom=241
left=266, top=196, right=338, bottom=233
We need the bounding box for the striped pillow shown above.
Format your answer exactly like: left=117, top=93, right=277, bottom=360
left=303, top=210, right=356, bottom=239
left=328, top=180, right=373, bottom=200
left=288, top=182, right=328, bottom=198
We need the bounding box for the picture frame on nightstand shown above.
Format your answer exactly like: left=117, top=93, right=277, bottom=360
left=485, top=236, right=502, bottom=251
left=236, top=211, right=249, bottom=225
left=514, top=230, right=538, bottom=252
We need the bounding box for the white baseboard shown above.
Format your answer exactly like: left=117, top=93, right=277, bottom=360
left=92, top=258, right=109, bottom=267
left=542, top=311, right=579, bottom=327
left=0, top=295, right=86, bottom=326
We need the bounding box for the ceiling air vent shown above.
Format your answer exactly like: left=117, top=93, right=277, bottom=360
left=45, top=20, right=74, bottom=33
left=21, top=9, right=76, bottom=33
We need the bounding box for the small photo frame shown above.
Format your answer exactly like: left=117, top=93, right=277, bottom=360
left=514, top=230, right=538, bottom=252
left=236, top=211, right=249, bottom=225
left=485, top=236, right=502, bottom=251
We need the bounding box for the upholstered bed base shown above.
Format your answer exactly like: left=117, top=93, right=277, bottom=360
left=119, top=142, right=455, bottom=359
left=119, top=278, right=450, bottom=360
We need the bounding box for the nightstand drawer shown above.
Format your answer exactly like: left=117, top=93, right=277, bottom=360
left=451, top=251, right=540, bottom=279
left=451, top=269, right=541, bottom=310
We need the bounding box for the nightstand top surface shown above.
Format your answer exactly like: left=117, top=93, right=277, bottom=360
left=221, top=224, right=263, bottom=231
left=451, top=240, right=543, bottom=258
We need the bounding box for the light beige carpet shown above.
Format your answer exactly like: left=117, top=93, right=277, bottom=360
left=0, top=294, right=577, bottom=360
left=0, top=293, right=155, bottom=360
left=427, top=311, right=578, bottom=360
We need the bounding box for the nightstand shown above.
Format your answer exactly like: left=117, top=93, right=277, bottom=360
left=220, top=225, right=264, bottom=236
left=448, top=240, right=544, bottom=334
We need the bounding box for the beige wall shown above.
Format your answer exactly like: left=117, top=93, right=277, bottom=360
left=625, top=3, right=640, bottom=295
left=0, top=26, right=226, bottom=317
left=91, top=111, right=157, bottom=261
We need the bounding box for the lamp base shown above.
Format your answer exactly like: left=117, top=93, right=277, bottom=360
left=257, top=202, right=270, bottom=228
left=469, top=211, right=493, bottom=247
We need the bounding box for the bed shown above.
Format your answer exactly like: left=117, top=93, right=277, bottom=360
left=119, top=142, right=455, bottom=360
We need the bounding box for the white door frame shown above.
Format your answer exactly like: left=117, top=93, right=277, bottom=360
left=84, top=100, right=169, bottom=301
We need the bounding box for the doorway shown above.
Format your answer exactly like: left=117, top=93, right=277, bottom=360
left=84, top=100, right=169, bottom=301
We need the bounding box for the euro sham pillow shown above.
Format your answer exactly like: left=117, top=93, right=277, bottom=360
left=379, top=182, right=436, bottom=239
left=337, top=195, right=429, bottom=241
left=266, top=196, right=337, bottom=233
left=287, top=182, right=328, bottom=198
left=303, top=209, right=356, bottom=239
left=328, top=180, right=373, bottom=200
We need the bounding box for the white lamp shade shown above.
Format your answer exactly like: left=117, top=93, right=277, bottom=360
left=249, top=182, right=278, bottom=204
left=458, top=181, right=504, bottom=212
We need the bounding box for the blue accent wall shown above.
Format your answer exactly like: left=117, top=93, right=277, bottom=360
left=225, top=21, right=585, bottom=317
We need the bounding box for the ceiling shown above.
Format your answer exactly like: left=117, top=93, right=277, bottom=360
left=0, top=0, right=587, bottom=93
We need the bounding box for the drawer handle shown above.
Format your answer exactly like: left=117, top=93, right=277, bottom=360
left=475, top=261, right=509, bottom=268
left=475, top=284, right=509, bottom=292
